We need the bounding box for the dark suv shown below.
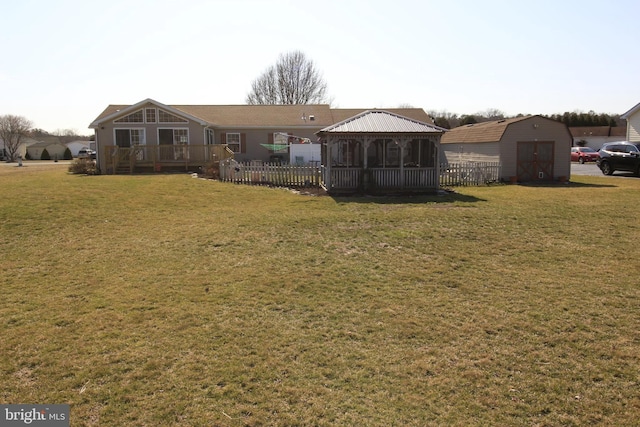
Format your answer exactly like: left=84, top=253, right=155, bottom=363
left=597, top=141, right=640, bottom=176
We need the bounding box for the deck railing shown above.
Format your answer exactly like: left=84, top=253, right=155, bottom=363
left=103, top=144, right=234, bottom=174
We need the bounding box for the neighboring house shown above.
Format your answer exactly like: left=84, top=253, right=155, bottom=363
left=569, top=126, right=626, bottom=149
left=316, top=110, right=445, bottom=194
left=26, top=141, right=68, bottom=160
left=1, top=137, right=32, bottom=161
left=620, top=102, right=640, bottom=142
left=66, top=141, right=91, bottom=157
left=441, top=115, right=572, bottom=182
left=89, top=98, right=434, bottom=175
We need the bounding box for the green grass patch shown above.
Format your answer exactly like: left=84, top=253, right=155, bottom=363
left=1, top=165, right=639, bottom=425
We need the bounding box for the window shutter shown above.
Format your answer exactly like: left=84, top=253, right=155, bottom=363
left=268, top=133, right=274, bottom=144
left=220, top=132, right=226, bottom=144
left=241, top=133, right=246, bottom=153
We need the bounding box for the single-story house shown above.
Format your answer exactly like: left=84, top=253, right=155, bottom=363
left=620, top=102, right=640, bottom=143
left=569, top=126, right=626, bottom=150
left=66, top=141, right=92, bottom=157
left=88, top=98, right=435, bottom=176
left=1, top=137, right=33, bottom=161
left=26, top=141, right=68, bottom=160
left=316, top=110, right=445, bottom=194
left=440, top=115, right=572, bottom=182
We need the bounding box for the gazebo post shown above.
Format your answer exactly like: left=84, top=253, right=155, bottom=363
left=325, top=137, right=333, bottom=189
left=362, top=137, right=370, bottom=192
left=398, top=137, right=408, bottom=190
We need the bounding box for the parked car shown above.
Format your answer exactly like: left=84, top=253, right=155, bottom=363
left=77, top=148, right=96, bottom=159
left=596, top=141, right=640, bottom=176
left=570, top=146, right=600, bottom=163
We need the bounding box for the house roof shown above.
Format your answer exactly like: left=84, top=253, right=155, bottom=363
left=27, top=141, right=66, bottom=148
left=441, top=116, right=536, bottom=144
left=620, top=102, right=640, bottom=120
left=317, top=110, right=444, bottom=134
left=569, top=126, right=626, bottom=138
left=621, top=102, right=640, bottom=119
left=173, top=104, right=335, bottom=127
left=90, top=99, right=210, bottom=127
left=89, top=98, right=435, bottom=129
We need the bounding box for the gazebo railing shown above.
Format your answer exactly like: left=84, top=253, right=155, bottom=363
left=329, top=168, right=362, bottom=189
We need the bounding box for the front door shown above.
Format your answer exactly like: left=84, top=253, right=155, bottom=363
left=517, top=141, right=554, bottom=182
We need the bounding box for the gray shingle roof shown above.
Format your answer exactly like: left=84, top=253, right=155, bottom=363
left=89, top=99, right=436, bottom=130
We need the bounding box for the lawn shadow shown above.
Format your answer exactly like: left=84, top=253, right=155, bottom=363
left=330, top=190, right=485, bottom=204
left=520, top=181, right=618, bottom=188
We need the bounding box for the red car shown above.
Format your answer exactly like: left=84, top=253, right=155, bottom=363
left=571, top=146, right=600, bottom=163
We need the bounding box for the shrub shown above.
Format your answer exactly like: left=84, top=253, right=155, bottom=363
left=41, top=148, right=51, bottom=160
left=68, top=159, right=98, bottom=175
left=25, top=151, right=32, bottom=160
left=63, top=147, right=73, bottom=160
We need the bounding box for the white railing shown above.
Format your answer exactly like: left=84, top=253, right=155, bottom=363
left=440, top=161, right=501, bottom=186
left=217, top=161, right=502, bottom=192
left=220, top=161, right=322, bottom=187
left=329, top=168, right=361, bottom=189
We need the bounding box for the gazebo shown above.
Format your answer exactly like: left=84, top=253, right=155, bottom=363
left=316, top=110, right=445, bottom=194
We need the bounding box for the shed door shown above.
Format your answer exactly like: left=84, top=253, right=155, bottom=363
left=517, top=141, right=554, bottom=181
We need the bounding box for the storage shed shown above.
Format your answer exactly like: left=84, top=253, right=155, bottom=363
left=441, top=115, right=572, bottom=182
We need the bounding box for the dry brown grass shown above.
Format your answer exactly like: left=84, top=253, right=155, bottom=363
left=1, top=164, right=639, bottom=425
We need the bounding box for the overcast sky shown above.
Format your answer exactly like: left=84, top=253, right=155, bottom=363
left=1, top=0, right=638, bottom=134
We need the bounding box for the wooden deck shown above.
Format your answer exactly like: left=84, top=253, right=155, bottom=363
left=102, top=144, right=234, bottom=174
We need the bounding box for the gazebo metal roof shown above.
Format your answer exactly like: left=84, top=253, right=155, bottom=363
left=317, top=110, right=445, bottom=134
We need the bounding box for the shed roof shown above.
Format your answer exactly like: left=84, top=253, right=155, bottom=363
left=317, top=110, right=444, bottom=134
left=441, top=116, right=537, bottom=144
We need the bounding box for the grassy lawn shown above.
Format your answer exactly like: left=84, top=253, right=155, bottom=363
left=1, top=163, right=638, bottom=426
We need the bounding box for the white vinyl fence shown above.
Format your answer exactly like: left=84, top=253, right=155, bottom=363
left=219, top=161, right=322, bottom=187
left=440, top=162, right=502, bottom=186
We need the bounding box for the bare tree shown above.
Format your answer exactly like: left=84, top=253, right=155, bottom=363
left=246, top=51, right=330, bottom=105
left=0, top=115, right=33, bottom=162
left=53, top=128, right=81, bottom=144
left=478, top=108, right=505, bottom=120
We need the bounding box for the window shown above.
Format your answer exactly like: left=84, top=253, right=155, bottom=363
left=159, top=128, right=189, bottom=145
left=145, top=108, right=156, bottom=123
left=114, top=110, right=144, bottom=123
left=114, top=129, right=146, bottom=147
left=174, top=129, right=188, bottom=144
left=206, top=129, right=215, bottom=145
left=158, top=109, right=188, bottom=123
left=226, top=133, right=241, bottom=153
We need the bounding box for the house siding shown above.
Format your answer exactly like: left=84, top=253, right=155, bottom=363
left=216, top=128, right=321, bottom=163
left=94, top=101, right=208, bottom=172
left=500, top=117, right=572, bottom=179
left=628, top=111, right=640, bottom=142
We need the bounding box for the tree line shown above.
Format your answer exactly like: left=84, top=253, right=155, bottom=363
left=427, top=109, right=622, bottom=130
